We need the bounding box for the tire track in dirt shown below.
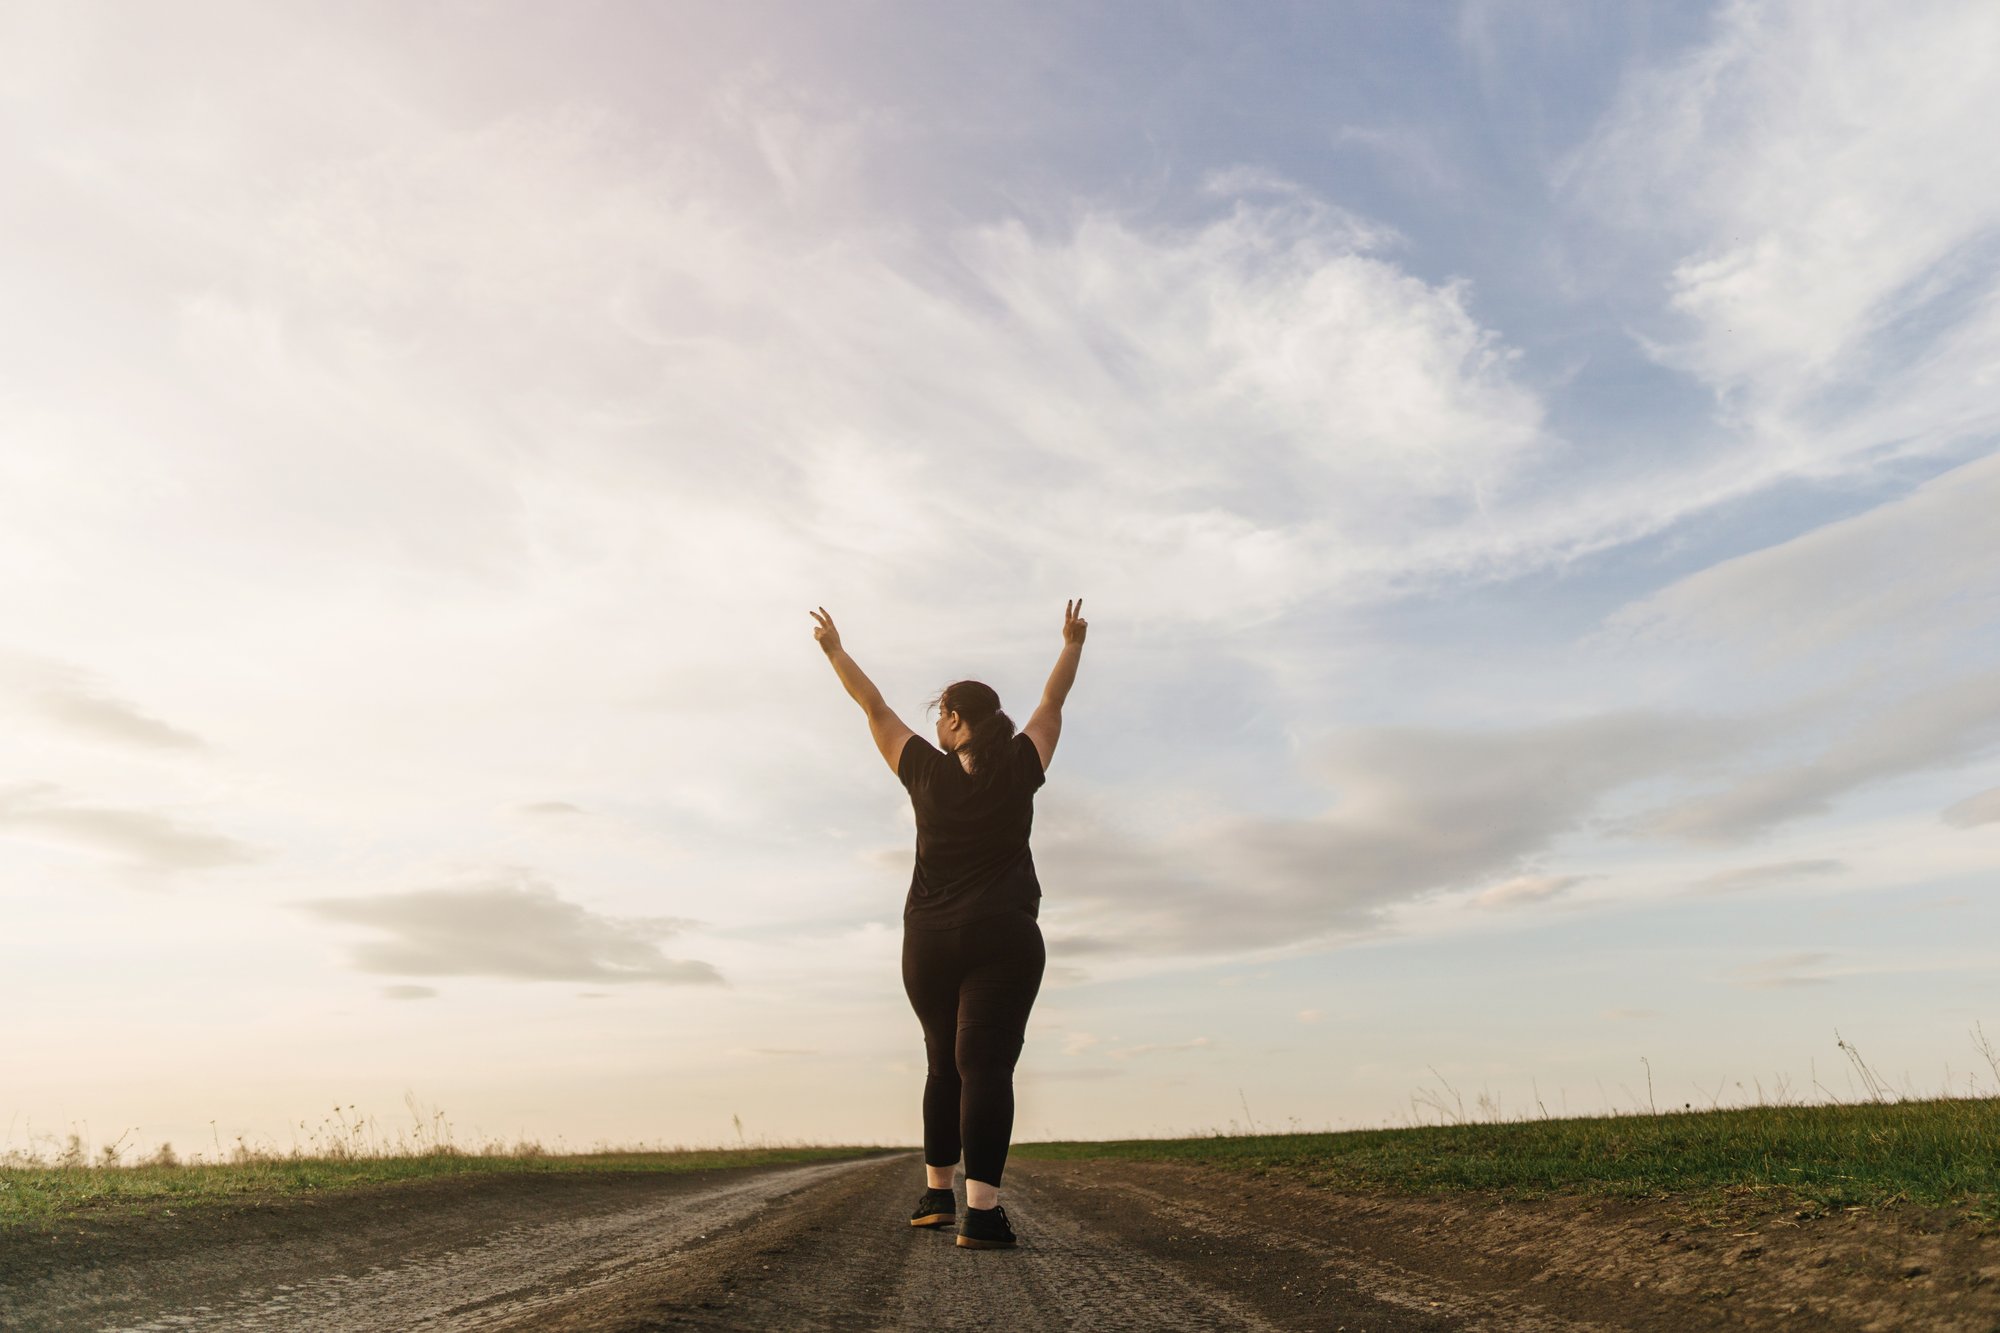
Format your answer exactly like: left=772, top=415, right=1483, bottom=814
left=890, top=1160, right=1286, bottom=1330
left=4, top=1157, right=885, bottom=1333
left=1011, top=1160, right=1611, bottom=1331
left=518, top=1153, right=1433, bottom=1330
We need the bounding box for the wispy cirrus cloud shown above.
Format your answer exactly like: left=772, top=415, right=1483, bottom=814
left=1568, top=1, right=2000, bottom=472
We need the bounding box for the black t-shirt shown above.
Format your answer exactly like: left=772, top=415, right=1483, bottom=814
left=898, top=731, right=1046, bottom=929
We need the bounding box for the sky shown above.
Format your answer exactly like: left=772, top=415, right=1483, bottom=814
left=5, top=0, right=2000, bottom=1161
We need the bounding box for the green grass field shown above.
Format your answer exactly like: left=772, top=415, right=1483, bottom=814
left=11, top=1096, right=1997, bottom=1233
left=0, top=1145, right=891, bottom=1230
left=1015, top=1096, right=2000, bottom=1219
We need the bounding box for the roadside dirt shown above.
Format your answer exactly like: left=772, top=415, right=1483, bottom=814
left=5, top=1151, right=1997, bottom=1330
left=1011, top=1158, right=2000, bottom=1332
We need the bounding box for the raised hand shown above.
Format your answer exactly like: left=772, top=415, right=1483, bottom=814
left=1062, top=598, right=1087, bottom=645
left=809, top=606, right=842, bottom=654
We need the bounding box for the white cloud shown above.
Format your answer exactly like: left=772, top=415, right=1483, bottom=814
left=1568, top=1, right=2000, bottom=472
left=297, top=871, right=722, bottom=985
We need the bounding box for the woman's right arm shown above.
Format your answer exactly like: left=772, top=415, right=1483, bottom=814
left=1023, top=599, right=1085, bottom=771
left=811, top=607, right=917, bottom=776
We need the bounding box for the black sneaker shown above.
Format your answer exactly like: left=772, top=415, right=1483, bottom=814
left=909, top=1187, right=956, bottom=1228
left=956, top=1204, right=1016, bottom=1249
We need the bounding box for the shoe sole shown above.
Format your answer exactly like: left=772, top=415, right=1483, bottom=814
left=910, top=1213, right=955, bottom=1227
left=955, top=1234, right=1016, bottom=1248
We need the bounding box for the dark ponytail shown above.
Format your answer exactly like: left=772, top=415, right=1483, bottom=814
left=929, top=679, right=1015, bottom=775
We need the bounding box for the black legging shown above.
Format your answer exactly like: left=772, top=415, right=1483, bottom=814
left=900, top=906, right=1045, bottom=1186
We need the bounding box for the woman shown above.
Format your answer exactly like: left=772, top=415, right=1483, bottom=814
left=810, top=599, right=1087, bottom=1250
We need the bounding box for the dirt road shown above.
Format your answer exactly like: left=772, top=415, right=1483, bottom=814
left=5, top=1151, right=1996, bottom=1330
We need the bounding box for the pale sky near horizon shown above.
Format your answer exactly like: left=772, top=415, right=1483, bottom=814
left=6, top=0, right=2000, bottom=1161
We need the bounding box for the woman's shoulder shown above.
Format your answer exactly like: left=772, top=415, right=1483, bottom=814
left=1012, top=731, right=1046, bottom=785
left=899, top=734, right=945, bottom=786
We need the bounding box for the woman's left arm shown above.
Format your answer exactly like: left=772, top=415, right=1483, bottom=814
left=811, top=608, right=917, bottom=775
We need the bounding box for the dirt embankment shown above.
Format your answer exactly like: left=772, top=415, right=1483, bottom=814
left=4, top=1151, right=1997, bottom=1330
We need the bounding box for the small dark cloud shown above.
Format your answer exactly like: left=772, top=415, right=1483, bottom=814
left=519, top=801, right=585, bottom=817
left=1107, top=1037, right=1212, bottom=1060
left=381, top=984, right=437, bottom=1000
left=1600, top=1007, right=1662, bottom=1022
left=749, top=1047, right=816, bottom=1057
left=1638, top=669, right=2000, bottom=843
left=1942, top=785, right=2000, bottom=829
left=34, top=686, right=207, bottom=752
left=0, top=782, right=258, bottom=873
left=297, top=871, right=723, bottom=985
left=1045, top=933, right=1122, bottom=956
left=1470, top=873, right=1591, bottom=909
left=1728, top=952, right=1836, bottom=990
left=1693, top=858, right=1847, bottom=893
left=1036, top=709, right=1746, bottom=954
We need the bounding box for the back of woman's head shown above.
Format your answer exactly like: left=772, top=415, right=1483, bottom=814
left=930, top=679, right=1015, bottom=773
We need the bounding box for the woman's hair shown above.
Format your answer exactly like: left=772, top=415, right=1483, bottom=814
left=928, top=679, right=1016, bottom=774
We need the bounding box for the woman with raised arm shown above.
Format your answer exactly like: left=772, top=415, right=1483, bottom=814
left=810, top=599, right=1087, bottom=1250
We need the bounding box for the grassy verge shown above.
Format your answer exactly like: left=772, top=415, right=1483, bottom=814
left=1016, top=1097, right=2000, bottom=1220
left=0, top=1145, right=894, bottom=1231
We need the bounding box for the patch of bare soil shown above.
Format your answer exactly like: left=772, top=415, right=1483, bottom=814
left=1014, top=1158, right=2000, bottom=1332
